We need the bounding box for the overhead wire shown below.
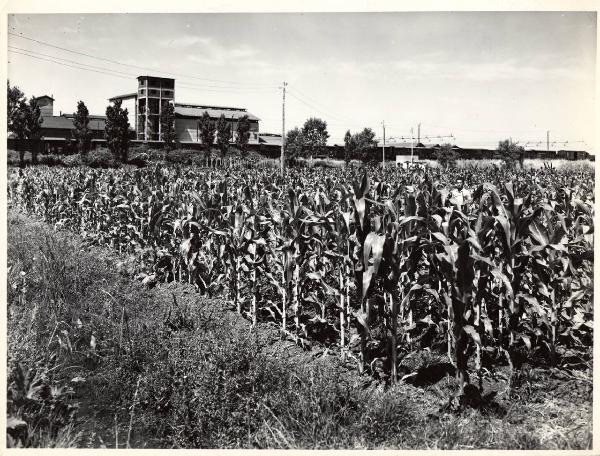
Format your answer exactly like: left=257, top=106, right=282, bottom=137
left=9, top=48, right=279, bottom=97
left=287, top=90, right=359, bottom=126
left=8, top=31, right=279, bottom=88
left=8, top=49, right=133, bottom=80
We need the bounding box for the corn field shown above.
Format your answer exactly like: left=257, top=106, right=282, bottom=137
left=8, top=163, right=594, bottom=393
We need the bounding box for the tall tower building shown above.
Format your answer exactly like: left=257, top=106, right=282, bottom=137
left=35, top=95, right=55, bottom=117
left=136, top=76, right=175, bottom=141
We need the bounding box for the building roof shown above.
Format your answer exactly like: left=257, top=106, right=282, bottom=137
left=109, top=92, right=138, bottom=101
left=386, top=141, right=425, bottom=148
left=62, top=113, right=107, bottom=120
left=40, top=115, right=106, bottom=131
left=259, top=135, right=282, bottom=146
left=35, top=95, right=54, bottom=101
left=174, top=103, right=260, bottom=121
left=137, top=75, right=175, bottom=81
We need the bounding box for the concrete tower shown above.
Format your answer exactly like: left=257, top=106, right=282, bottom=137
left=136, top=76, right=175, bottom=141
left=35, top=95, right=55, bottom=117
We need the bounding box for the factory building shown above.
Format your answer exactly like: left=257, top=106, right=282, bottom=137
left=174, top=103, right=259, bottom=143
left=109, top=75, right=261, bottom=144
left=13, top=95, right=108, bottom=152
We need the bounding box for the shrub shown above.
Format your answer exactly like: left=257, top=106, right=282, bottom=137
left=38, top=154, right=64, bottom=167
left=61, top=154, right=85, bottom=168
left=435, top=144, right=458, bottom=168
left=83, top=149, right=120, bottom=168
left=127, top=152, right=149, bottom=168
left=7, top=149, right=28, bottom=167
left=146, top=148, right=166, bottom=161
left=165, top=149, right=199, bottom=165
left=495, top=139, right=524, bottom=169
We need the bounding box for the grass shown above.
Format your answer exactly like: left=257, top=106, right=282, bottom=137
left=6, top=209, right=593, bottom=449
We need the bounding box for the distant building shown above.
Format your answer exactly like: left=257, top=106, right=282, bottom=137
left=557, top=150, right=590, bottom=160
left=36, top=95, right=55, bottom=117
left=15, top=95, right=108, bottom=152
left=109, top=75, right=261, bottom=144
left=258, top=133, right=282, bottom=147
left=174, top=102, right=260, bottom=143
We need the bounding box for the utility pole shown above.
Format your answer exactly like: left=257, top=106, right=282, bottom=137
left=546, top=130, right=550, bottom=152
left=382, top=120, right=386, bottom=169
left=417, top=123, right=421, bottom=144
left=281, top=81, right=287, bottom=175
left=410, top=127, right=414, bottom=163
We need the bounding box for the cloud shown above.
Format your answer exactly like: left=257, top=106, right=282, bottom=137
left=346, top=58, right=592, bottom=83
left=162, top=35, right=212, bottom=48
left=186, top=45, right=259, bottom=66
left=159, top=33, right=259, bottom=66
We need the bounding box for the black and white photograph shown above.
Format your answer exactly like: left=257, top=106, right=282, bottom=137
left=3, top=3, right=597, bottom=451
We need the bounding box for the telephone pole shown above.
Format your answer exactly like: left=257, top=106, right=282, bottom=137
left=546, top=130, right=550, bottom=152
left=410, top=127, right=414, bottom=162
left=417, top=123, right=421, bottom=143
left=280, top=81, right=287, bottom=175
left=382, top=121, right=386, bottom=169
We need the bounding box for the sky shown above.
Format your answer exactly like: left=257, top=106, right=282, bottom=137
left=6, top=12, right=598, bottom=152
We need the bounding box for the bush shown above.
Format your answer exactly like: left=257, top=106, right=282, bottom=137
left=83, top=149, right=120, bottom=168
left=435, top=144, right=458, bottom=168
left=38, top=154, right=64, bottom=167
left=7, top=149, right=28, bottom=167
left=146, top=148, right=166, bottom=161
left=165, top=149, right=199, bottom=165
left=297, top=158, right=344, bottom=168
left=61, top=154, right=85, bottom=168
left=127, top=151, right=149, bottom=168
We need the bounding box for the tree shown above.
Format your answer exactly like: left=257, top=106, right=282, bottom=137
left=72, top=100, right=92, bottom=155
left=160, top=102, right=176, bottom=151
left=435, top=143, right=458, bottom=168
left=7, top=80, right=25, bottom=135
left=353, top=128, right=378, bottom=161
left=284, top=127, right=305, bottom=164
left=301, top=117, right=329, bottom=158
left=12, top=99, right=28, bottom=167
left=216, top=114, right=231, bottom=158
left=105, top=99, right=130, bottom=163
left=343, top=130, right=354, bottom=164
left=24, top=97, right=43, bottom=165
left=236, top=115, right=251, bottom=158
left=496, top=138, right=524, bottom=169
left=198, top=111, right=216, bottom=159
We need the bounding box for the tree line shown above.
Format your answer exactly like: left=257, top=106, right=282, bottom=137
left=284, top=118, right=380, bottom=164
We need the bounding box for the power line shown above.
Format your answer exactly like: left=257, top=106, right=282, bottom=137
left=288, top=86, right=363, bottom=126
left=425, top=123, right=547, bottom=134
left=9, top=46, right=137, bottom=78
left=287, top=91, right=350, bottom=125
left=8, top=49, right=133, bottom=80
left=9, top=49, right=278, bottom=97
left=287, top=90, right=367, bottom=127
left=8, top=31, right=278, bottom=88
